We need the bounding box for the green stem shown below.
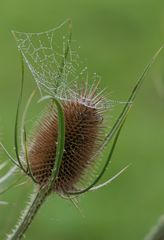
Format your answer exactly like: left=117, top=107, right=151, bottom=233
left=6, top=187, right=50, bottom=240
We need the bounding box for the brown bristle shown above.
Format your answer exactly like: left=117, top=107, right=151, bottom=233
left=28, top=99, right=103, bottom=194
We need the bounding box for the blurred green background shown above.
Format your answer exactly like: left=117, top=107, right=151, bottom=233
left=0, top=0, right=164, bottom=239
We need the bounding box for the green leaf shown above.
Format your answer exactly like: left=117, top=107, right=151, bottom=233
left=39, top=96, right=65, bottom=189
left=89, top=164, right=130, bottom=191
left=14, top=52, right=28, bottom=173
left=66, top=45, right=163, bottom=195
left=50, top=98, right=65, bottom=186
left=99, top=45, right=164, bottom=152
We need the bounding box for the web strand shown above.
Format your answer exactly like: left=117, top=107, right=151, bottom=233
left=12, top=20, right=79, bottom=99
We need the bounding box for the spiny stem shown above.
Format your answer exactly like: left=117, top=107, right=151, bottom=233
left=6, top=186, right=50, bottom=240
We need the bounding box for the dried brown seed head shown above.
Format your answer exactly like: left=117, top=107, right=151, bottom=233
left=28, top=92, right=105, bottom=195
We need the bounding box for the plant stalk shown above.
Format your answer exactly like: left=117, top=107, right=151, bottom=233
left=6, top=186, right=50, bottom=240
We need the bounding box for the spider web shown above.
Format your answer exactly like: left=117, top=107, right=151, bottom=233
left=12, top=20, right=125, bottom=191
left=12, top=19, right=113, bottom=110
left=12, top=20, right=85, bottom=99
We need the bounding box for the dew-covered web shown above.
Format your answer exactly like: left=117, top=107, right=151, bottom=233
left=12, top=20, right=89, bottom=100
left=13, top=19, right=116, bottom=110
left=12, top=20, right=119, bottom=190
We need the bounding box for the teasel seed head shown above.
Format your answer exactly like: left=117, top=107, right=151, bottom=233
left=28, top=87, right=105, bottom=195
